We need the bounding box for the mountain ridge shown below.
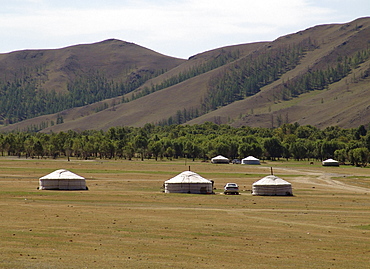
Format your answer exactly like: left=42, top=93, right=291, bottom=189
left=1, top=17, right=369, bottom=133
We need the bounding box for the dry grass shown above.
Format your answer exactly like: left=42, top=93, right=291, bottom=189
left=0, top=157, right=369, bottom=268
left=2, top=19, right=370, bottom=132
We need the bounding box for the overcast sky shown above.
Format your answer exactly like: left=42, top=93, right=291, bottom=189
left=0, top=0, right=368, bottom=59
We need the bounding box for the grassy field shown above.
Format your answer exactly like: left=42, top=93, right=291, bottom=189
left=0, top=157, right=369, bottom=268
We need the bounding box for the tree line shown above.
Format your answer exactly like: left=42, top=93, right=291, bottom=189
left=157, top=41, right=370, bottom=126
left=157, top=39, right=316, bottom=126
left=0, top=47, right=242, bottom=126
left=205, top=42, right=370, bottom=110
left=0, top=69, right=162, bottom=125
left=2, top=41, right=369, bottom=128
left=203, top=39, right=315, bottom=112
left=128, top=49, right=241, bottom=102
left=1, top=123, right=369, bottom=166
left=280, top=49, right=370, bottom=99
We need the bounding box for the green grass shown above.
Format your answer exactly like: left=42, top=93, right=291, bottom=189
left=353, top=224, right=370, bottom=230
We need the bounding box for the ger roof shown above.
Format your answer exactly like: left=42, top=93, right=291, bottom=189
left=323, top=158, right=339, bottom=163
left=253, top=175, right=291, bottom=186
left=211, top=155, right=229, bottom=160
left=165, top=171, right=211, bottom=184
left=39, top=169, right=85, bottom=180
left=242, top=156, right=259, bottom=160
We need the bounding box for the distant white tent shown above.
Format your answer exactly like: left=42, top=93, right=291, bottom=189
left=164, top=171, right=213, bottom=194
left=252, top=175, right=293, bottom=196
left=242, top=156, right=260, bottom=165
left=39, top=169, right=88, bottom=190
left=211, top=155, right=229, bottom=164
left=322, top=158, right=339, bottom=166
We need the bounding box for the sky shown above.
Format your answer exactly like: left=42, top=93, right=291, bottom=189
left=0, top=0, right=369, bottom=59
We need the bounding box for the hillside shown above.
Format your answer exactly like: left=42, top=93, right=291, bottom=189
left=0, top=39, right=185, bottom=125
left=1, top=17, right=370, bottom=132
left=0, top=39, right=185, bottom=93
left=188, top=17, right=370, bottom=128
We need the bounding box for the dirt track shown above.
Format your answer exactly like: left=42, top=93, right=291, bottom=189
left=276, top=166, right=370, bottom=193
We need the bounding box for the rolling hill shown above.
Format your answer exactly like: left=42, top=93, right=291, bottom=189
left=0, top=39, right=185, bottom=92
left=1, top=17, right=370, bottom=133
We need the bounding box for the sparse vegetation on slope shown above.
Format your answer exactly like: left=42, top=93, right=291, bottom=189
left=204, top=39, right=315, bottom=111
left=126, top=49, right=242, bottom=102
left=279, top=48, right=370, bottom=100
left=0, top=18, right=370, bottom=132
left=0, top=39, right=184, bottom=125
left=0, top=69, right=163, bottom=124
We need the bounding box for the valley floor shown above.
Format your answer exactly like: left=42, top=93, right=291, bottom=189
left=0, top=158, right=369, bottom=268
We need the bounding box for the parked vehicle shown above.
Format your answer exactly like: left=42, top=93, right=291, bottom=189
left=224, top=183, right=239, bottom=195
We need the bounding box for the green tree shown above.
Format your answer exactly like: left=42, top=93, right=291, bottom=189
left=289, top=140, right=307, bottom=161
left=263, top=137, right=283, bottom=160
left=349, top=148, right=369, bottom=167
left=210, top=141, right=229, bottom=158
left=134, top=132, right=148, bottom=161
left=13, top=133, right=27, bottom=157
left=295, top=125, right=317, bottom=139
left=72, top=137, right=84, bottom=159
left=64, top=138, right=73, bottom=161
left=165, top=146, right=174, bottom=160
left=123, top=142, right=135, bottom=160
left=99, top=138, right=114, bottom=159
left=33, top=139, right=44, bottom=158
left=0, top=134, right=4, bottom=156
left=334, top=149, right=347, bottom=164
left=365, top=132, right=370, bottom=151
left=320, top=140, right=344, bottom=160
left=238, top=143, right=263, bottom=159
left=148, top=140, right=163, bottom=161
left=182, top=140, right=197, bottom=161
left=354, top=125, right=367, bottom=140
left=3, top=133, right=16, bottom=156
